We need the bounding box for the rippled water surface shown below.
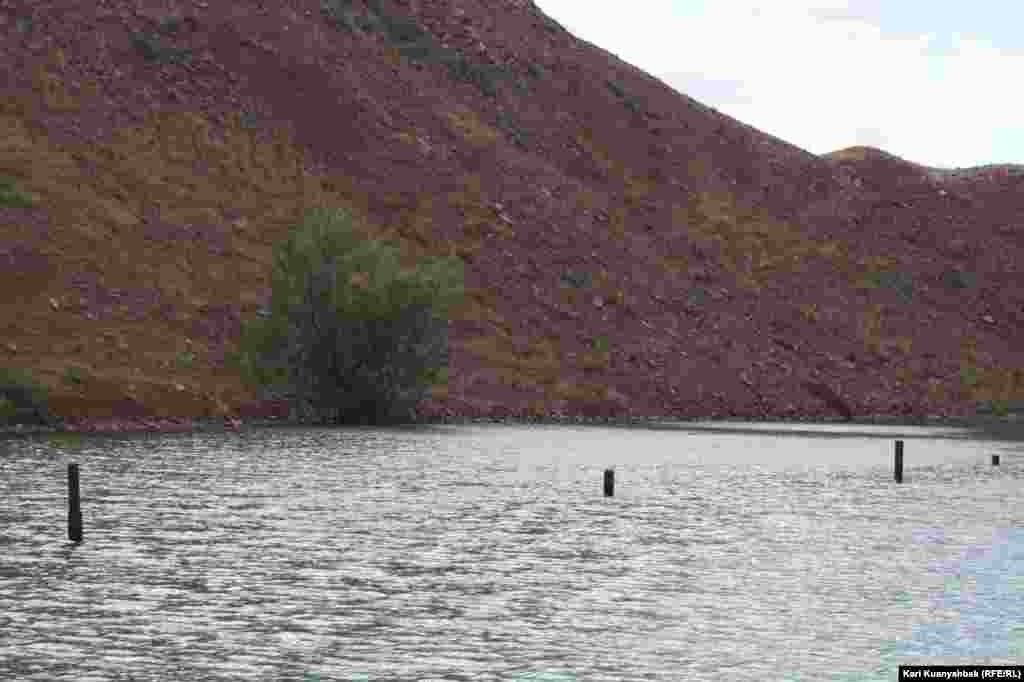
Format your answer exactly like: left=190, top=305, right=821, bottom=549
left=2, top=421, right=1023, bottom=681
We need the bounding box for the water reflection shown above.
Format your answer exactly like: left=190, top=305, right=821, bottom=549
left=1, top=421, right=1022, bottom=681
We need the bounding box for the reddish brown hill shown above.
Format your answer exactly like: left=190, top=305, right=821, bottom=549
left=1, top=0, right=1023, bottom=427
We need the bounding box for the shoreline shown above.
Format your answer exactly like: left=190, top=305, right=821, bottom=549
left=2, top=410, right=1022, bottom=438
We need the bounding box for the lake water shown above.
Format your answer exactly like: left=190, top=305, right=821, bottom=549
left=2, top=420, right=1023, bottom=681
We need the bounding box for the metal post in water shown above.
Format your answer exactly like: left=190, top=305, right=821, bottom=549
left=603, top=468, right=614, bottom=497
left=894, top=440, right=904, bottom=484
left=68, top=463, right=83, bottom=543
left=992, top=454, right=1000, bottom=466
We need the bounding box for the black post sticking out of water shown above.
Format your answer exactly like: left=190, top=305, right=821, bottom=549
left=68, top=463, right=82, bottom=543
left=992, top=454, right=1000, bottom=466
left=603, top=468, right=614, bottom=497
left=894, top=440, right=904, bottom=484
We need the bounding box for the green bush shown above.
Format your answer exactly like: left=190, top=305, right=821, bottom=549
left=380, top=13, right=427, bottom=43
left=157, top=16, right=182, bottom=34
left=0, top=367, right=51, bottom=426
left=446, top=58, right=506, bottom=98
left=237, top=206, right=464, bottom=425
left=223, top=349, right=242, bottom=371
left=990, top=400, right=1010, bottom=417
left=686, top=286, right=707, bottom=306
left=940, top=268, right=976, bottom=290
left=858, top=269, right=914, bottom=302
left=238, top=109, right=259, bottom=129
left=974, top=398, right=1012, bottom=417
left=876, top=270, right=914, bottom=302
left=129, top=30, right=193, bottom=65
left=321, top=0, right=386, bottom=34
left=495, top=109, right=528, bottom=148
left=320, top=0, right=361, bottom=33
left=398, top=41, right=440, bottom=60
left=495, top=110, right=528, bottom=148
left=175, top=351, right=196, bottom=369
left=560, top=268, right=592, bottom=289
left=62, top=367, right=84, bottom=386
left=320, top=0, right=509, bottom=99
left=0, top=175, right=36, bottom=209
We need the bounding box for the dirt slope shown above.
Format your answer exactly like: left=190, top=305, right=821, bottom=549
left=2, top=0, right=1023, bottom=426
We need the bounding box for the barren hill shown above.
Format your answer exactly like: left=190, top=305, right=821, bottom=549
left=2, top=0, right=1023, bottom=427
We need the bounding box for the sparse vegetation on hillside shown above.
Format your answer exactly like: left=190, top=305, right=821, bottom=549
left=322, top=0, right=517, bottom=100
left=0, top=175, right=36, bottom=208
left=234, top=206, right=465, bottom=425
left=0, top=367, right=51, bottom=426
left=1, top=3, right=1023, bottom=427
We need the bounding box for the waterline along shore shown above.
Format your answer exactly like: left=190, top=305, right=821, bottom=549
left=3, top=409, right=1023, bottom=437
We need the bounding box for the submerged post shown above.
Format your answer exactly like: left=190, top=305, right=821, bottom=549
left=992, top=454, right=1000, bottom=466
left=603, top=468, right=614, bottom=497
left=894, top=440, right=904, bottom=484
left=68, top=463, right=82, bottom=543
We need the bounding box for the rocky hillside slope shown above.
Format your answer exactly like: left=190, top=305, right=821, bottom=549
left=2, top=0, right=1024, bottom=426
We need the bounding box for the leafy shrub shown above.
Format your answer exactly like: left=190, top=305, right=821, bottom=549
left=858, top=269, right=914, bottom=302
left=495, top=110, right=528, bottom=148
left=685, top=287, right=707, bottom=306
left=988, top=400, right=1010, bottom=417
left=157, top=16, right=182, bottom=34
left=973, top=398, right=1011, bottom=417
left=320, top=0, right=362, bottom=33
left=223, top=349, right=242, bottom=370
left=380, top=13, right=427, bottom=43
left=237, top=206, right=464, bottom=425
left=0, top=176, right=35, bottom=209
left=175, top=351, right=196, bottom=369
left=398, top=41, right=439, bottom=60
left=321, top=0, right=509, bottom=99
left=444, top=57, right=511, bottom=98
left=62, top=367, right=84, bottom=386
left=876, top=270, right=914, bottom=302
left=129, top=30, right=193, bottom=65
left=939, top=268, right=976, bottom=290
left=0, top=367, right=51, bottom=426
left=560, top=268, right=592, bottom=289
left=238, top=109, right=259, bottom=129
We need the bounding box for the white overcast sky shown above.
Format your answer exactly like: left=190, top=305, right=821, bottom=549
left=535, top=0, right=1024, bottom=169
